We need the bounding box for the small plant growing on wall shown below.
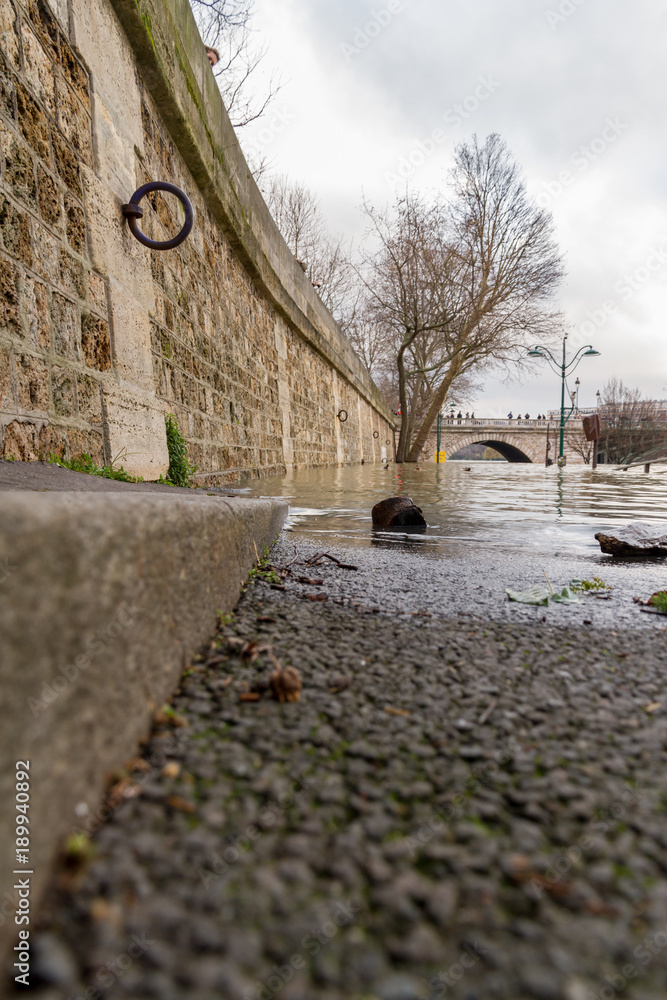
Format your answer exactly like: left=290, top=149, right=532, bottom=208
left=165, top=414, right=194, bottom=487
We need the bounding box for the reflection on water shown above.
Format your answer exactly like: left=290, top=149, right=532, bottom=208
left=239, top=462, right=667, bottom=557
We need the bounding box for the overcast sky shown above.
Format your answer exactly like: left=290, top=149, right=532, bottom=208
left=240, top=0, right=667, bottom=417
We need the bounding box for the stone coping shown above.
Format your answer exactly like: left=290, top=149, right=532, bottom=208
left=107, top=0, right=393, bottom=426
left=0, top=485, right=287, bottom=955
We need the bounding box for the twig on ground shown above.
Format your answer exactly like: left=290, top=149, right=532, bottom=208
left=478, top=698, right=498, bottom=726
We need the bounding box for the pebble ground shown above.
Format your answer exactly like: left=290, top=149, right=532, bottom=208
left=11, top=539, right=667, bottom=1000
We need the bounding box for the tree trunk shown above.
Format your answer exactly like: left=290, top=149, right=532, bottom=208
left=406, top=367, right=458, bottom=462
left=395, top=342, right=410, bottom=463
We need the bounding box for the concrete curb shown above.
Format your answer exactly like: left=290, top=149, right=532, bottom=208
left=0, top=491, right=287, bottom=952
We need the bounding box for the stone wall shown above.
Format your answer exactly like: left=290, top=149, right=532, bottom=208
left=0, top=0, right=393, bottom=481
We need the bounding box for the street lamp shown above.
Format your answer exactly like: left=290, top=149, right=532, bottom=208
left=527, top=335, right=600, bottom=464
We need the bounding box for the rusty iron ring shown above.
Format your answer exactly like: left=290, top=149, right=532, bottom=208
left=338, top=409, right=348, bottom=422
left=386, top=439, right=390, bottom=445
left=373, top=431, right=379, bottom=438
left=122, top=181, right=194, bottom=250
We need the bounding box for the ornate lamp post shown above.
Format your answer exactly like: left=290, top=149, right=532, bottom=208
left=527, top=335, right=600, bottom=465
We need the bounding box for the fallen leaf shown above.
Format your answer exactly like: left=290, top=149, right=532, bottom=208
left=257, top=616, right=277, bottom=623
left=384, top=706, right=411, bottom=717
left=644, top=702, right=661, bottom=713
left=296, top=576, right=324, bottom=585
left=270, top=584, right=286, bottom=591
left=125, top=758, right=151, bottom=773
left=166, top=795, right=195, bottom=813
left=304, top=593, right=327, bottom=602
left=270, top=666, right=302, bottom=703
left=239, top=692, right=261, bottom=702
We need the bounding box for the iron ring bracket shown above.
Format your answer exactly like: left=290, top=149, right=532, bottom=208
left=373, top=431, right=379, bottom=438
left=337, top=409, right=348, bottom=422
left=122, top=181, right=194, bottom=250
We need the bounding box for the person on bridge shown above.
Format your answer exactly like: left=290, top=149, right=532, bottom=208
left=524, top=413, right=530, bottom=419
left=507, top=411, right=513, bottom=419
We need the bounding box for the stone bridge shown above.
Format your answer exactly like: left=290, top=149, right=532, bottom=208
left=423, top=417, right=587, bottom=464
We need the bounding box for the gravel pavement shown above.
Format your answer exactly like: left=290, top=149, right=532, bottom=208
left=10, top=537, right=667, bottom=1000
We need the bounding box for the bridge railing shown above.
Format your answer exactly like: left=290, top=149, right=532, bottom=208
left=440, top=417, right=584, bottom=429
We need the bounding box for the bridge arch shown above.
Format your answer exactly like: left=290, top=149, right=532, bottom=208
left=438, top=430, right=540, bottom=464
left=448, top=439, right=532, bottom=463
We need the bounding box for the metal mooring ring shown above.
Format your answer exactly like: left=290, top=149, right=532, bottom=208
left=373, top=431, right=379, bottom=439
left=122, top=181, right=194, bottom=250
left=337, top=409, right=348, bottom=422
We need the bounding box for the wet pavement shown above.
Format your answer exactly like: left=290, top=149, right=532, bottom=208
left=12, top=533, right=667, bottom=1000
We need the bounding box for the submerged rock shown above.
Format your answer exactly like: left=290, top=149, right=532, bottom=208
left=595, top=522, right=667, bottom=557
left=372, top=497, right=427, bottom=529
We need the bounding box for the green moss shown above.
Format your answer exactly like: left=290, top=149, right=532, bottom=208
left=48, top=450, right=141, bottom=483
left=164, top=413, right=194, bottom=487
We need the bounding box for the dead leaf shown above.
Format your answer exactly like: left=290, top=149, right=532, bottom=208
left=239, top=692, right=261, bottom=702
left=270, top=666, right=302, bottom=703
left=644, top=702, right=661, bottom=713
left=384, top=706, right=411, bottom=717
left=166, top=795, right=195, bottom=813
left=297, top=576, right=325, bottom=585
left=125, top=758, right=151, bottom=773
left=304, top=593, right=327, bottom=602
left=257, top=616, right=277, bottom=623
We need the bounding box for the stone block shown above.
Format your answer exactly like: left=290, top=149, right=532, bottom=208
left=77, top=372, right=103, bottom=422
left=0, top=194, right=33, bottom=266
left=20, top=22, right=56, bottom=119
left=36, top=161, right=62, bottom=225
left=66, top=425, right=104, bottom=463
left=38, top=420, right=68, bottom=459
left=0, top=256, right=20, bottom=331
left=52, top=131, right=82, bottom=195
left=55, top=75, right=93, bottom=168
left=30, top=217, right=59, bottom=282
left=106, top=277, right=155, bottom=390
left=16, top=351, right=49, bottom=410
left=58, top=247, right=86, bottom=299
left=102, top=381, right=169, bottom=479
left=80, top=166, right=154, bottom=312
left=2, top=418, right=38, bottom=460
left=64, top=194, right=86, bottom=254
left=81, top=312, right=111, bottom=370
left=3, top=127, right=37, bottom=207
left=15, top=80, right=50, bottom=161
left=70, top=0, right=143, bottom=197
left=51, top=292, right=79, bottom=359
left=0, top=343, right=14, bottom=408
left=52, top=365, right=76, bottom=416
left=0, top=0, right=21, bottom=71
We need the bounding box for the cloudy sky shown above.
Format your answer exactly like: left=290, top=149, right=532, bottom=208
left=239, top=0, right=667, bottom=417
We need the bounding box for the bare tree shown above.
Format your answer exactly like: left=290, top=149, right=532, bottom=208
left=567, top=428, right=593, bottom=464
left=358, top=135, right=564, bottom=462
left=598, top=379, right=667, bottom=465
left=263, top=175, right=356, bottom=331
left=189, top=0, right=280, bottom=127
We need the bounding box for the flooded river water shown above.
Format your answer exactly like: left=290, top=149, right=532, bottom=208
left=236, top=462, right=667, bottom=559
